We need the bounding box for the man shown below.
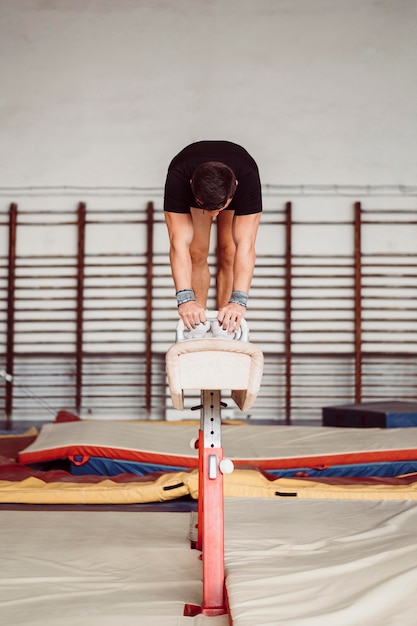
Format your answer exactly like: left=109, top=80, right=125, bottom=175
left=164, top=140, right=262, bottom=338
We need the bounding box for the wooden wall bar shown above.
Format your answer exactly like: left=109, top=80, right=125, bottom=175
left=284, top=201, right=292, bottom=425
left=145, top=201, right=154, bottom=416
left=354, top=201, right=362, bottom=402
left=75, top=202, right=86, bottom=415
left=5, top=203, right=17, bottom=423
left=0, top=198, right=416, bottom=424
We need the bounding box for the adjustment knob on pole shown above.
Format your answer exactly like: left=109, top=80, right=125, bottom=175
left=219, top=459, right=234, bottom=474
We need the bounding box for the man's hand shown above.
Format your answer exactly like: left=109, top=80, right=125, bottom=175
left=178, top=301, right=207, bottom=330
left=217, top=303, right=246, bottom=334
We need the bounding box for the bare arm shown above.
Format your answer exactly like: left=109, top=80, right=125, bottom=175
left=164, top=211, right=206, bottom=328
left=218, top=212, right=261, bottom=331
left=164, top=212, right=194, bottom=290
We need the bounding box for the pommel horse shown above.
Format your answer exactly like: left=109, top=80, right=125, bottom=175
left=166, top=312, right=263, bottom=617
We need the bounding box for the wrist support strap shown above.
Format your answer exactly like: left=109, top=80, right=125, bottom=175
left=176, top=288, right=196, bottom=307
left=228, top=290, right=248, bottom=307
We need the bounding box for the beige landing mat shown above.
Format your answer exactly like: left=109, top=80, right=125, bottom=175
left=3, top=499, right=417, bottom=626
left=0, top=510, right=228, bottom=626
left=224, top=498, right=417, bottom=626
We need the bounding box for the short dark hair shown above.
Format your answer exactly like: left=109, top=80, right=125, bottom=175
left=191, top=161, right=237, bottom=211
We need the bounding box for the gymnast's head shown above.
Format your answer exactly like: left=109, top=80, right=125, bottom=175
left=190, top=162, right=238, bottom=213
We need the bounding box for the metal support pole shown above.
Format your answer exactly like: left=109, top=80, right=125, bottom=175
left=184, top=389, right=227, bottom=617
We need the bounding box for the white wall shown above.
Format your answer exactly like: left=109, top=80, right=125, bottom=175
left=0, top=0, right=416, bottom=190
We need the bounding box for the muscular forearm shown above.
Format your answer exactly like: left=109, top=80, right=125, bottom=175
left=230, top=212, right=260, bottom=297
left=164, top=211, right=206, bottom=328
left=216, top=240, right=256, bottom=333
left=232, top=243, right=256, bottom=294
left=170, top=245, right=207, bottom=327
left=164, top=211, right=195, bottom=292
left=169, top=244, right=193, bottom=292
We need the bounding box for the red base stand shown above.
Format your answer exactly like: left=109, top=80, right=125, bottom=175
left=183, top=602, right=227, bottom=618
